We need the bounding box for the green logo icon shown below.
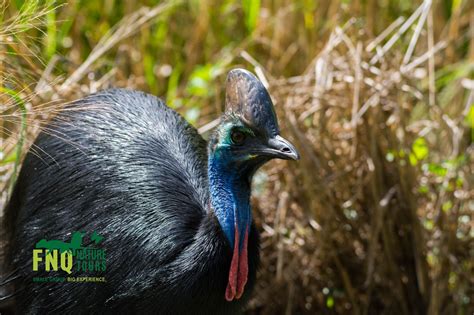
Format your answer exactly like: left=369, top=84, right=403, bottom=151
left=32, top=231, right=106, bottom=283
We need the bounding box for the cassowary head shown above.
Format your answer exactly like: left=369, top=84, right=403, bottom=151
left=208, top=69, right=299, bottom=302
left=209, top=68, right=299, bottom=171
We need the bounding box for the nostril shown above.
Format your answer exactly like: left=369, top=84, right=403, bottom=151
left=281, top=147, right=291, bottom=153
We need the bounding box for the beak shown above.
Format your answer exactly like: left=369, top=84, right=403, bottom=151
left=261, top=135, right=300, bottom=161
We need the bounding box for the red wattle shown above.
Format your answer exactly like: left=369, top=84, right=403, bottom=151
left=225, top=225, right=249, bottom=302
left=225, top=228, right=240, bottom=301
left=236, top=225, right=249, bottom=299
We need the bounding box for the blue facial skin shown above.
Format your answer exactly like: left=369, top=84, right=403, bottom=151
left=208, top=125, right=252, bottom=251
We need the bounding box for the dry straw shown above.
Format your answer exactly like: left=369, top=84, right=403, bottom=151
left=245, top=1, right=472, bottom=314
left=0, top=0, right=472, bottom=314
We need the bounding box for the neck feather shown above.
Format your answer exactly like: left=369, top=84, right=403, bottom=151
left=208, top=154, right=251, bottom=250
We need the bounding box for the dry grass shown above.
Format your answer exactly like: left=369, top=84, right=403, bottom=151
left=1, top=0, right=473, bottom=314
left=248, top=4, right=473, bottom=314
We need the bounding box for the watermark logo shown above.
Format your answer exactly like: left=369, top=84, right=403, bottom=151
left=32, top=231, right=106, bottom=283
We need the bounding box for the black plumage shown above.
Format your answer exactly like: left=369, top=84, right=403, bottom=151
left=1, top=69, right=298, bottom=314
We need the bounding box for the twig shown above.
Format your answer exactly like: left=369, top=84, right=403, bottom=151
left=240, top=51, right=272, bottom=88
left=401, top=41, right=447, bottom=73
left=198, top=118, right=220, bottom=134
left=402, top=0, right=432, bottom=65
left=350, top=42, right=362, bottom=158
left=427, top=8, right=435, bottom=106
left=35, top=54, right=59, bottom=95
left=353, top=93, right=379, bottom=122
left=366, top=16, right=405, bottom=52
left=370, top=2, right=426, bottom=64
left=275, top=191, right=289, bottom=282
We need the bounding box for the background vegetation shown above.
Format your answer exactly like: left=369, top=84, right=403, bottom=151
left=0, top=0, right=472, bottom=314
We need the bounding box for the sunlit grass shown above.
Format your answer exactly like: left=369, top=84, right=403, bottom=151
left=0, top=0, right=472, bottom=313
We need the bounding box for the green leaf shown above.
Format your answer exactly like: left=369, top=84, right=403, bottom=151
left=427, top=163, right=447, bottom=177
left=242, top=0, right=260, bottom=32
left=186, top=63, right=223, bottom=97
left=442, top=201, right=453, bottom=213
left=411, top=137, right=429, bottom=165
left=44, top=0, right=57, bottom=60
left=0, top=150, right=18, bottom=165
left=427, top=252, right=437, bottom=267
left=303, top=0, right=316, bottom=29
left=187, top=64, right=213, bottom=97
left=418, top=185, right=429, bottom=194
left=424, top=219, right=434, bottom=230
left=409, top=153, right=418, bottom=166
left=465, top=104, right=474, bottom=129
left=452, top=0, right=462, bottom=12
left=326, top=296, right=334, bottom=308
left=436, top=62, right=474, bottom=90
left=412, top=137, right=429, bottom=160
left=143, top=54, right=156, bottom=92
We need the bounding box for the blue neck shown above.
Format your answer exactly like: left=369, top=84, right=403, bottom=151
left=208, top=153, right=251, bottom=250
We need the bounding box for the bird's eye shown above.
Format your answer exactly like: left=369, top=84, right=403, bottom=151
left=231, top=130, right=246, bottom=144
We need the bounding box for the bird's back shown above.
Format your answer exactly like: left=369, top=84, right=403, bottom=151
left=2, top=89, right=245, bottom=313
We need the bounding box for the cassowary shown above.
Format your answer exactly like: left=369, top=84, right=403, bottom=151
left=1, top=69, right=299, bottom=314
